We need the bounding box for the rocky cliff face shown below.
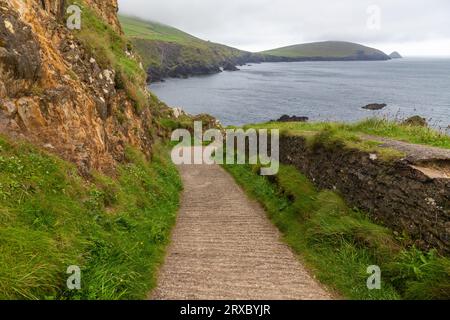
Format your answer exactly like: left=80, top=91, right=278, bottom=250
left=38, top=0, right=121, bottom=32
left=38, top=0, right=66, bottom=20
left=144, top=44, right=263, bottom=82
left=0, top=0, right=167, bottom=174
left=84, top=0, right=122, bottom=34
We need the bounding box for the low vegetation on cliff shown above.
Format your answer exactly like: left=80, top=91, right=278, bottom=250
left=0, top=135, right=181, bottom=299
left=69, top=1, right=151, bottom=112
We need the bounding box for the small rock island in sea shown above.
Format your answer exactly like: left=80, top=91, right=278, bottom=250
left=362, top=103, right=387, bottom=110
left=389, top=51, right=403, bottom=59
left=273, top=115, right=310, bottom=122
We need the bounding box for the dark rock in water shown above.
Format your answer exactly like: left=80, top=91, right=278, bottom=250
left=222, top=62, right=239, bottom=71
left=403, top=116, right=428, bottom=127
left=362, top=103, right=387, bottom=110
left=275, top=115, right=309, bottom=122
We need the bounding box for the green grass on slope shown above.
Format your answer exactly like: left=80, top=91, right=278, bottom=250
left=223, top=163, right=450, bottom=300
left=262, top=41, right=387, bottom=58
left=349, top=118, right=450, bottom=148
left=0, top=136, right=181, bottom=300
left=246, top=118, right=450, bottom=150
left=68, top=1, right=150, bottom=112
left=119, top=16, right=247, bottom=71
left=120, top=16, right=200, bottom=44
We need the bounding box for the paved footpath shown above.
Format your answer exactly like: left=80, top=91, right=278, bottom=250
left=150, top=151, right=332, bottom=300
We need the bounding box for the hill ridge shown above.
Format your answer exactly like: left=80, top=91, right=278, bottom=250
left=120, top=17, right=391, bottom=82
left=262, top=40, right=391, bottom=61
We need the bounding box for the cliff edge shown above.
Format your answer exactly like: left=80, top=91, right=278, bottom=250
left=0, top=0, right=171, bottom=173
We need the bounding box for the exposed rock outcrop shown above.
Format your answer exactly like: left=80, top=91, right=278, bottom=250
left=222, top=62, right=239, bottom=71
left=84, top=0, right=122, bottom=34
left=363, top=103, right=387, bottom=110
left=403, top=115, right=428, bottom=127
left=36, top=0, right=121, bottom=33
left=38, top=0, right=66, bottom=20
left=142, top=42, right=261, bottom=82
left=274, top=115, right=309, bottom=123
left=0, top=5, right=41, bottom=90
left=0, top=0, right=168, bottom=174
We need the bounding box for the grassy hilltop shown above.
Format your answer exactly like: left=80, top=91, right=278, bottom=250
left=262, top=41, right=390, bottom=61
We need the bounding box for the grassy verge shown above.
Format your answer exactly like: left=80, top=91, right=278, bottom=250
left=223, top=162, right=450, bottom=300
left=0, top=135, right=181, bottom=300
left=349, top=118, right=450, bottom=148
left=247, top=118, right=450, bottom=150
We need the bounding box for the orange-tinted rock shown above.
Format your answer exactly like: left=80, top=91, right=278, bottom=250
left=0, top=0, right=165, bottom=174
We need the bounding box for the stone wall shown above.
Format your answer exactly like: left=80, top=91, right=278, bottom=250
left=278, top=135, right=450, bottom=254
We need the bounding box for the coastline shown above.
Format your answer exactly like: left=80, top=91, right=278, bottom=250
left=149, top=58, right=450, bottom=131
left=147, top=54, right=392, bottom=83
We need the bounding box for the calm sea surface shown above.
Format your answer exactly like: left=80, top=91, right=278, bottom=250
left=150, top=58, right=450, bottom=128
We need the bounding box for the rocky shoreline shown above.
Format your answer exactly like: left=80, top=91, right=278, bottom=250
left=146, top=53, right=266, bottom=82
left=147, top=53, right=391, bottom=83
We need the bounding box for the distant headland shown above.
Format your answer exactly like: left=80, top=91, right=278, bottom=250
left=120, top=16, right=394, bottom=82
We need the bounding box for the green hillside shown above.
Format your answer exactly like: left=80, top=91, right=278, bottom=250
left=120, top=15, right=202, bottom=44
left=120, top=17, right=390, bottom=81
left=119, top=16, right=258, bottom=81
left=262, top=41, right=390, bottom=60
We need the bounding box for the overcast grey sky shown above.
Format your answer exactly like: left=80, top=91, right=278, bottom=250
left=118, top=0, right=450, bottom=56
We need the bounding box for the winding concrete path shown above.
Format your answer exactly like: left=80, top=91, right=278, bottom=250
left=150, top=148, right=331, bottom=300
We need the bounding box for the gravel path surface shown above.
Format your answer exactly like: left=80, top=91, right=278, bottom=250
left=150, top=152, right=332, bottom=300
left=362, top=135, right=450, bottom=162
left=362, top=135, right=450, bottom=178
